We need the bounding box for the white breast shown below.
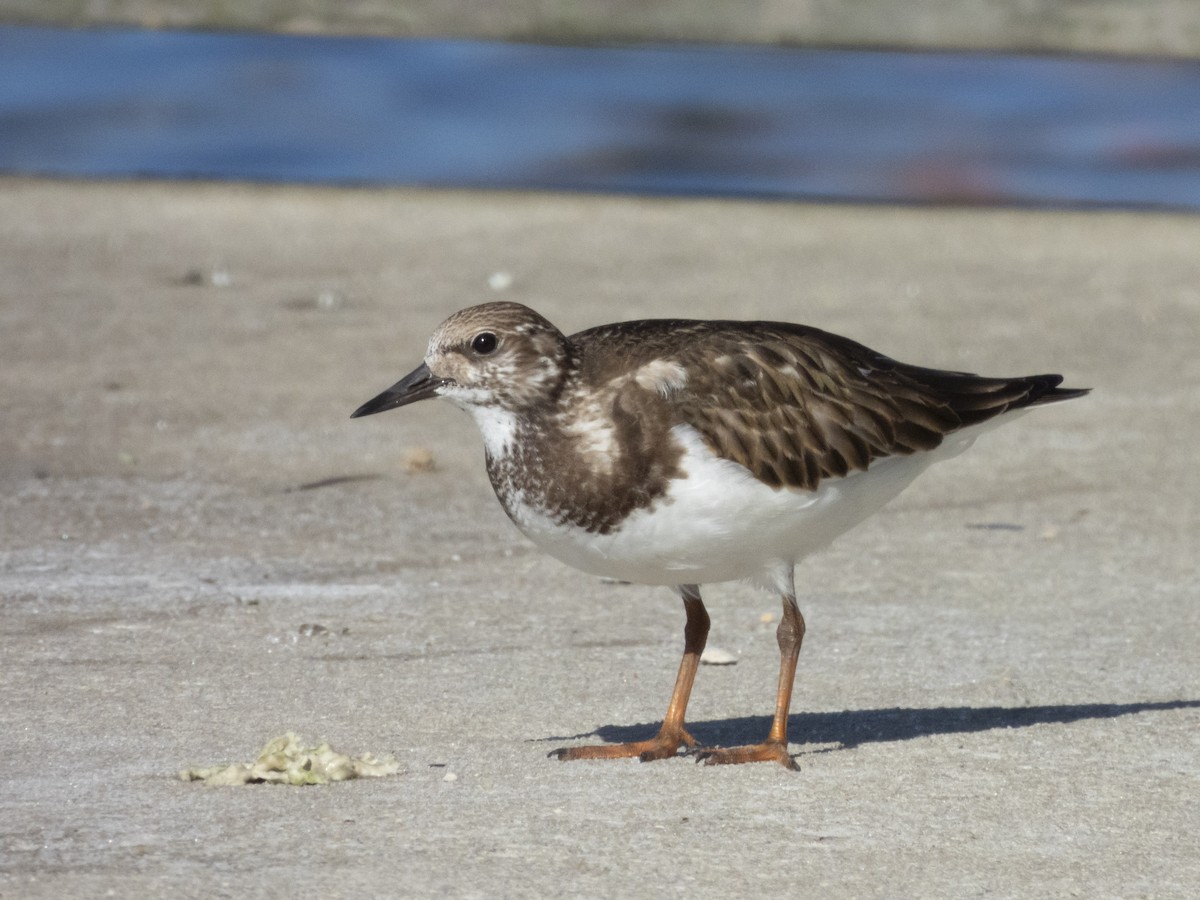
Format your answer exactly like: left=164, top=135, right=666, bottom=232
left=499, top=420, right=997, bottom=588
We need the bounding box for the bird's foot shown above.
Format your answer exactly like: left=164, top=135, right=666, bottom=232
left=549, top=725, right=696, bottom=763
left=690, top=740, right=798, bottom=770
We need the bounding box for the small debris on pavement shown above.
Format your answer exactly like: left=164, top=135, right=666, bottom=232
left=180, top=733, right=404, bottom=785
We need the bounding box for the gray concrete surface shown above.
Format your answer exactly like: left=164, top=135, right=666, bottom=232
left=1, top=178, right=1197, bottom=896
left=4, top=0, right=1200, bottom=58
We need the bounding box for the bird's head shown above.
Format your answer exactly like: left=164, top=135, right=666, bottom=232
left=351, top=301, right=572, bottom=420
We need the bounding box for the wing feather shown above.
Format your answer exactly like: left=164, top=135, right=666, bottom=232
left=572, top=318, right=1086, bottom=492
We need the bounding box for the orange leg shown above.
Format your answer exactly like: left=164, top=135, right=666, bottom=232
left=551, top=585, right=709, bottom=763
left=694, top=594, right=805, bottom=770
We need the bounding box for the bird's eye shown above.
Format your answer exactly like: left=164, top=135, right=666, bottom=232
left=471, top=332, right=498, bottom=355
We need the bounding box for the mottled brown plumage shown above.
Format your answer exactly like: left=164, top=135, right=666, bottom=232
left=569, top=315, right=1084, bottom=492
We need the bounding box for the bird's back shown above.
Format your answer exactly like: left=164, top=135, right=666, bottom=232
left=570, top=318, right=1087, bottom=492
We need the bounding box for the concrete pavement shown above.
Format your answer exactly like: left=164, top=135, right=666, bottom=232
left=0, top=178, right=1196, bottom=896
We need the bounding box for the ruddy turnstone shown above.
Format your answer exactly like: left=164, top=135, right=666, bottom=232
left=352, top=302, right=1087, bottom=769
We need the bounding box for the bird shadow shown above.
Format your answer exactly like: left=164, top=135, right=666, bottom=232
left=540, top=699, right=1200, bottom=755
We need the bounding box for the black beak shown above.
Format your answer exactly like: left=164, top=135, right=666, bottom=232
left=350, top=362, right=447, bottom=418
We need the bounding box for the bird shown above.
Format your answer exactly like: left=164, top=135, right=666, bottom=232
left=351, top=301, right=1087, bottom=769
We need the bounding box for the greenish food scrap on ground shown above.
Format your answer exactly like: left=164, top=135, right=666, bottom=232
left=180, top=733, right=404, bottom=785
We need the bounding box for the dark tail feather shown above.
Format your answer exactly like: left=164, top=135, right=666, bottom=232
left=955, top=374, right=1089, bottom=426
left=895, top=365, right=1089, bottom=427
left=1025, top=377, right=1091, bottom=407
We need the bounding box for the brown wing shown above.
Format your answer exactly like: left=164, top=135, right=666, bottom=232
left=576, top=319, right=1085, bottom=491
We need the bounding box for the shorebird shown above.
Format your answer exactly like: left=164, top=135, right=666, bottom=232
left=352, top=301, right=1087, bottom=768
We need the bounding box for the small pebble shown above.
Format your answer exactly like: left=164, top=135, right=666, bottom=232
left=701, top=646, right=737, bottom=666
left=316, top=290, right=342, bottom=310
left=403, top=447, right=436, bottom=473
left=442, top=771, right=458, bottom=782
left=181, top=267, right=232, bottom=288
left=487, top=271, right=513, bottom=291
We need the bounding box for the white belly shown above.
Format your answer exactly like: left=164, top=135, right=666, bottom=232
left=500, top=421, right=995, bottom=587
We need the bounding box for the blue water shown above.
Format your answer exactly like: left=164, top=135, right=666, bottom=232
left=2, top=24, right=1200, bottom=209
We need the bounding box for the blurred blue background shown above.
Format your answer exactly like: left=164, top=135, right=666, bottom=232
left=2, top=24, right=1199, bottom=209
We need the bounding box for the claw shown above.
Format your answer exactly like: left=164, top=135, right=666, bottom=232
left=548, top=729, right=691, bottom=763
left=688, top=742, right=799, bottom=770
